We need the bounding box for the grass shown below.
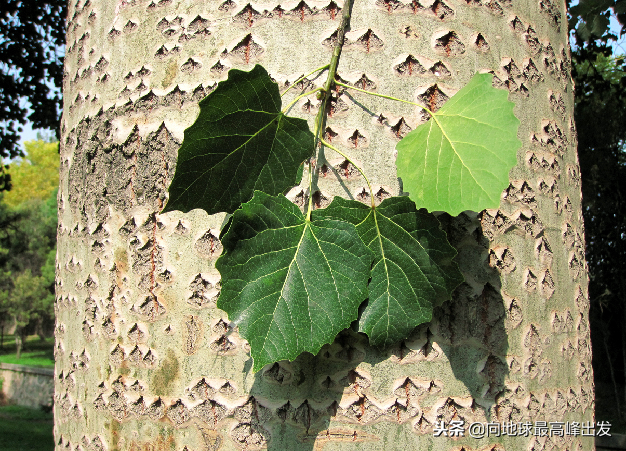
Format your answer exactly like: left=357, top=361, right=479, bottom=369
left=0, top=336, right=55, bottom=450
left=0, top=335, right=54, bottom=368
left=0, top=405, right=54, bottom=451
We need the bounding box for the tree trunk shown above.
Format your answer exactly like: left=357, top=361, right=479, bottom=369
left=15, top=325, right=23, bottom=360
left=34, top=316, right=46, bottom=342
left=55, top=0, right=593, bottom=450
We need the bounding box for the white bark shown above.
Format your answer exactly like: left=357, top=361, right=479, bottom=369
left=55, top=0, right=593, bottom=449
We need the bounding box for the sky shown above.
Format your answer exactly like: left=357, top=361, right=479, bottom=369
left=609, top=14, right=626, bottom=54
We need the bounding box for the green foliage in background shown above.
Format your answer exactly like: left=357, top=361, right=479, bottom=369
left=569, top=0, right=625, bottom=41
left=2, top=140, right=60, bottom=209
left=0, top=140, right=58, bottom=357
left=574, top=51, right=626, bottom=422
left=0, top=1, right=65, bottom=192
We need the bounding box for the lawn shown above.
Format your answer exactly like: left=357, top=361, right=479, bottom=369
left=0, top=405, right=54, bottom=451
left=0, top=335, right=54, bottom=368
left=0, top=336, right=55, bottom=450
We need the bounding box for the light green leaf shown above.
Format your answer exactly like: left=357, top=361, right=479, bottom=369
left=216, top=191, right=373, bottom=371
left=317, top=196, right=463, bottom=346
left=163, top=65, right=314, bottom=215
left=396, top=73, right=521, bottom=216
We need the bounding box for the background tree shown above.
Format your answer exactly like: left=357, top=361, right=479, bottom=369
left=0, top=189, right=58, bottom=356
left=2, top=139, right=63, bottom=209
left=1, top=141, right=59, bottom=276
left=569, top=0, right=625, bottom=42
left=569, top=6, right=626, bottom=421
left=0, top=200, right=20, bottom=349
left=0, top=1, right=66, bottom=191
left=55, top=1, right=593, bottom=450
left=0, top=274, right=12, bottom=350
left=6, top=269, right=50, bottom=359
left=0, top=141, right=58, bottom=355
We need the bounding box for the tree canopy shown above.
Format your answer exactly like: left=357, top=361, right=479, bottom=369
left=0, top=1, right=66, bottom=190
left=568, top=0, right=626, bottom=420
left=569, top=0, right=626, bottom=41
left=574, top=51, right=626, bottom=326
left=2, top=140, right=60, bottom=208
left=0, top=186, right=57, bottom=353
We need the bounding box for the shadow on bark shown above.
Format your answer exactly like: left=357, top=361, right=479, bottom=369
left=434, top=212, right=510, bottom=421
left=247, top=328, right=382, bottom=450
left=240, top=212, right=510, bottom=449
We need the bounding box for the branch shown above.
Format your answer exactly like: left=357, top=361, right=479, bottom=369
left=308, top=0, right=354, bottom=219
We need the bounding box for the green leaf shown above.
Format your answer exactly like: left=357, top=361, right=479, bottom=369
left=294, top=163, right=304, bottom=186
left=590, top=13, right=611, bottom=36
left=396, top=73, right=521, bottom=216
left=317, top=196, right=463, bottom=346
left=216, top=191, right=373, bottom=371
left=576, top=21, right=593, bottom=41
left=163, top=65, right=314, bottom=215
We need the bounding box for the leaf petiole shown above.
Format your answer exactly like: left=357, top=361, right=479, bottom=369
left=320, top=138, right=375, bottom=208
left=281, top=64, right=330, bottom=98
left=335, top=81, right=434, bottom=116
left=282, top=87, right=323, bottom=114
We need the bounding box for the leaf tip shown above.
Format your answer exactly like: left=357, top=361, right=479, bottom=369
left=159, top=202, right=174, bottom=215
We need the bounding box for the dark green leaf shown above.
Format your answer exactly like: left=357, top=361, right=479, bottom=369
left=216, top=191, right=373, bottom=371
left=163, top=65, right=314, bottom=215
left=396, top=73, right=521, bottom=215
left=294, top=163, right=304, bottom=186
left=317, top=196, right=463, bottom=346
left=590, top=13, right=611, bottom=36
left=577, top=22, right=593, bottom=41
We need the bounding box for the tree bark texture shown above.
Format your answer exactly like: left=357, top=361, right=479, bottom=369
left=56, top=0, right=593, bottom=450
